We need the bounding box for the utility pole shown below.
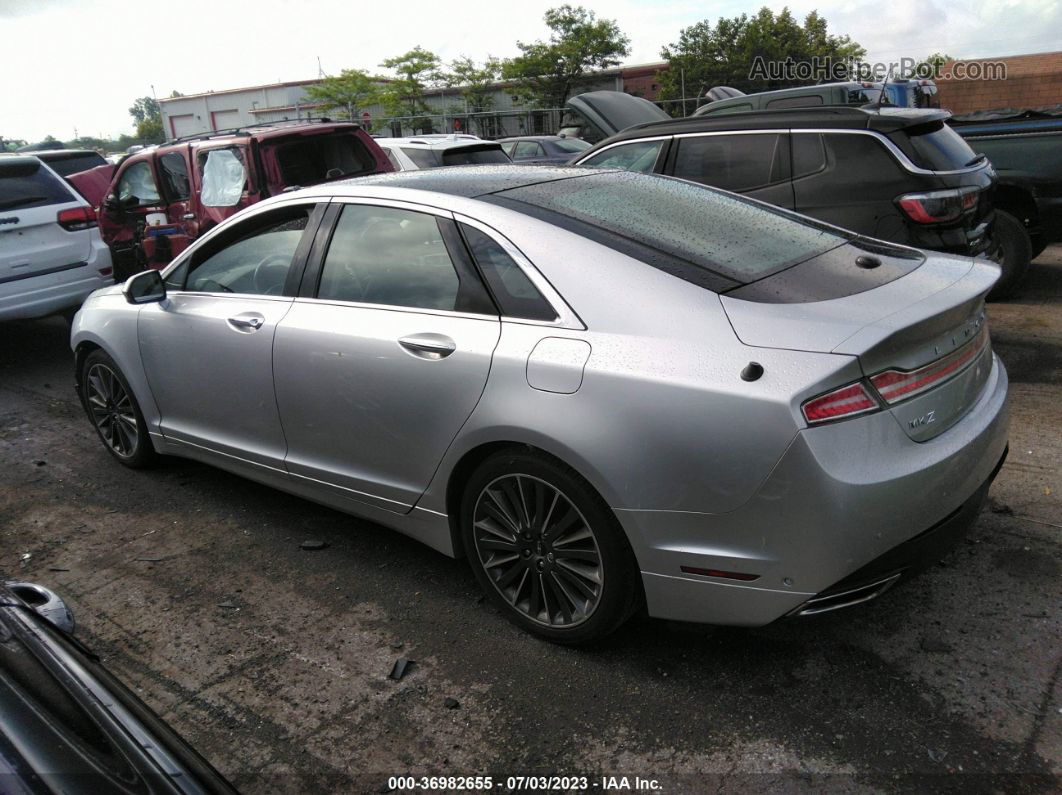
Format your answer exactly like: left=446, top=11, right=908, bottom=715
left=680, top=68, right=687, bottom=117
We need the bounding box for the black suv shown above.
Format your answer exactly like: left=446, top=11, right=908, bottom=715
left=568, top=94, right=1009, bottom=295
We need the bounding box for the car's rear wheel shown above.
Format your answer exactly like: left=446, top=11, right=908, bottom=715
left=461, top=450, right=640, bottom=644
left=80, top=350, right=157, bottom=468
left=987, top=209, right=1032, bottom=301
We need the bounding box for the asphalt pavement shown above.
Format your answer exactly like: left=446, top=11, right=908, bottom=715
left=2, top=249, right=1060, bottom=793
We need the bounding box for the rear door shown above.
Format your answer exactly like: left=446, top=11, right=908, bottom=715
left=273, top=199, right=500, bottom=512
left=0, top=158, right=90, bottom=284
left=664, top=131, right=794, bottom=208
left=194, top=144, right=259, bottom=230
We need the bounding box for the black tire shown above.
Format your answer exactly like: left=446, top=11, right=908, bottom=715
left=460, top=449, right=641, bottom=644
left=987, top=209, right=1032, bottom=301
left=79, top=349, right=158, bottom=468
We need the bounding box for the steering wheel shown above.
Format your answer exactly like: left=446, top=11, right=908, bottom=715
left=252, top=253, right=291, bottom=295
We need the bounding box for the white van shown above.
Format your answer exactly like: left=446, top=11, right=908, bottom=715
left=0, top=155, right=113, bottom=321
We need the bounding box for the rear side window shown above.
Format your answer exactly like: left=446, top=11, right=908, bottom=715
left=900, top=123, right=979, bottom=171
left=766, top=95, right=823, bottom=109
left=493, top=171, right=848, bottom=286
left=273, top=133, right=376, bottom=185
left=197, top=148, right=247, bottom=207
left=400, top=147, right=438, bottom=168
left=461, top=224, right=556, bottom=321
left=671, top=133, right=786, bottom=191
left=551, top=138, right=591, bottom=154
left=581, top=140, right=663, bottom=173
left=159, top=152, right=190, bottom=200
left=0, top=158, right=73, bottom=210
left=513, top=141, right=541, bottom=159
left=441, top=145, right=510, bottom=166
left=318, top=205, right=461, bottom=311
left=792, top=134, right=827, bottom=179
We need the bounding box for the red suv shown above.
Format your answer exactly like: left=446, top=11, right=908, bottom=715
left=92, top=121, right=392, bottom=279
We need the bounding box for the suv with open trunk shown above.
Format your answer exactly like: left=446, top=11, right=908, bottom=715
left=569, top=94, right=1006, bottom=295
left=95, top=120, right=392, bottom=279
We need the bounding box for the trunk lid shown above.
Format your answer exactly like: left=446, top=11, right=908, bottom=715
left=721, top=250, right=999, bottom=440
left=565, top=91, right=671, bottom=142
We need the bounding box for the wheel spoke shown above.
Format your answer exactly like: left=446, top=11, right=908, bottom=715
left=86, top=364, right=139, bottom=457
left=552, top=547, right=599, bottom=564
left=484, top=552, right=520, bottom=570
left=483, top=489, right=521, bottom=534
left=474, top=517, right=516, bottom=544
left=554, top=564, right=597, bottom=601
left=556, top=558, right=601, bottom=585
left=552, top=524, right=593, bottom=547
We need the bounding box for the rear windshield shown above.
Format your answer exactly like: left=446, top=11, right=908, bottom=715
left=492, top=171, right=848, bottom=286
left=441, top=145, right=510, bottom=167
left=40, top=152, right=107, bottom=177
left=273, top=132, right=377, bottom=185
left=901, top=123, right=978, bottom=170
left=551, top=138, right=591, bottom=153
left=0, top=158, right=74, bottom=210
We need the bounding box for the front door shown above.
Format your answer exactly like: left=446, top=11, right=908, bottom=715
left=273, top=200, right=501, bottom=512
left=138, top=201, right=321, bottom=476
left=98, top=157, right=168, bottom=278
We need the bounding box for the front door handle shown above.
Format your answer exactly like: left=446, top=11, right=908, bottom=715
left=399, top=334, right=456, bottom=359
left=182, top=213, right=196, bottom=221
left=227, top=314, right=264, bottom=332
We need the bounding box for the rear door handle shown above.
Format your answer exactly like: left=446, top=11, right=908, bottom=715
left=399, top=334, right=456, bottom=359
left=227, top=314, right=264, bottom=332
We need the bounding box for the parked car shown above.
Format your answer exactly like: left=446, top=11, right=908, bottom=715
left=693, top=79, right=940, bottom=117
left=0, top=580, right=236, bottom=793
left=498, top=135, right=592, bottom=165
left=950, top=109, right=1062, bottom=289
left=94, top=120, right=392, bottom=280
left=0, top=155, right=113, bottom=322
left=568, top=95, right=1013, bottom=295
left=72, top=166, right=1008, bottom=644
left=375, top=134, right=510, bottom=171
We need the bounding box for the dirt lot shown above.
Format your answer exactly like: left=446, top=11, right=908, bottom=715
left=2, top=249, right=1060, bottom=793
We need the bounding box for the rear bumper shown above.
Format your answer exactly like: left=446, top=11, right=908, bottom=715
left=622, top=353, right=1009, bottom=627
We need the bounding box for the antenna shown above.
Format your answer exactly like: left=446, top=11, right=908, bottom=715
left=317, top=56, right=326, bottom=79
left=876, top=66, right=893, bottom=109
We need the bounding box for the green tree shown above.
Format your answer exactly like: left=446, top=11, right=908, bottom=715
left=128, top=95, right=164, bottom=142
left=502, top=5, right=630, bottom=109
left=658, top=8, right=865, bottom=113
left=446, top=56, right=501, bottom=112
left=912, top=52, right=951, bottom=79
left=379, top=46, right=444, bottom=132
left=305, top=68, right=383, bottom=121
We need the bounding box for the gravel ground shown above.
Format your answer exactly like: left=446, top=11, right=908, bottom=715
left=1, top=248, right=1060, bottom=793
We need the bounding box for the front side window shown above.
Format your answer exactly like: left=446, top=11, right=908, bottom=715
left=461, top=225, right=556, bottom=321
left=159, top=152, right=190, bottom=201
left=116, top=161, right=161, bottom=205
left=183, top=207, right=309, bottom=295
left=317, top=205, right=461, bottom=311
left=513, top=141, right=540, bottom=159
left=580, top=140, right=663, bottom=174
left=672, top=133, right=785, bottom=192
left=197, top=148, right=247, bottom=207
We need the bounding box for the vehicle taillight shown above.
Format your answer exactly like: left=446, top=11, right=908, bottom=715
left=870, top=324, right=989, bottom=404
left=896, top=186, right=979, bottom=224
left=57, top=206, right=97, bottom=231
left=802, top=382, right=879, bottom=424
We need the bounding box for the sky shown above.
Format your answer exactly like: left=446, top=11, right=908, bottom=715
left=2, top=0, right=1060, bottom=143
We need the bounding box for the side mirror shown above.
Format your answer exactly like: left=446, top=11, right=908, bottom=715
left=123, top=269, right=166, bottom=304
left=5, top=581, right=75, bottom=634
left=103, top=193, right=121, bottom=211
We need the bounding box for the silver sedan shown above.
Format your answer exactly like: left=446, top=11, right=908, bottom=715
left=71, top=166, right=1009, bottom=643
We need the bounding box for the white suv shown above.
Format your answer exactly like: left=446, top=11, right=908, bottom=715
left=375, top=134, right=510, bottom=170
left=0, top=155, right=113, bottom=322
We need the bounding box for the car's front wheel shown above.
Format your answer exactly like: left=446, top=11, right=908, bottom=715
left=461, top=450, right=640, bottom=644
left=80, top=350, right=157, bottom=468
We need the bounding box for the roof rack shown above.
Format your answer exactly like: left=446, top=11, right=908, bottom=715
left=163, top=117, right=357, bottom=146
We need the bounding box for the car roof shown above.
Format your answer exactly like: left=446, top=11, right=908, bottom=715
left=604, top=105, right=952, bottom=141
left=498, top=135, right=567, bottom=142
left=376, top=135, right=496, bottom=150
left=319, top=164, right=601, bottom=198
left=161, top=120, right=365, bottom=149
left=34, top=149, right=103, bottom=159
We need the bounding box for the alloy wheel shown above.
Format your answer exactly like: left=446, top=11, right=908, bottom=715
left=472, top=474, right=603, bottom=627
left=85, top=363, right=139, bottom=457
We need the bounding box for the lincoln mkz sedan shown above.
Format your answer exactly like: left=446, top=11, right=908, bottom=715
left=71, top=166, right=1009, bottom=643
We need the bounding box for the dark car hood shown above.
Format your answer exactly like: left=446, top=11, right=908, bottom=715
left=565, top=91, right=671, bottom=139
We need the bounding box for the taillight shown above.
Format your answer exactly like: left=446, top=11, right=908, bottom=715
left=896, top=186, right=978, bottom=224
left=802, top=382, right=879, bottom=424
left=870, top=324, right=989, bottom=404
left=57, top=206, right=97, bottom=231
